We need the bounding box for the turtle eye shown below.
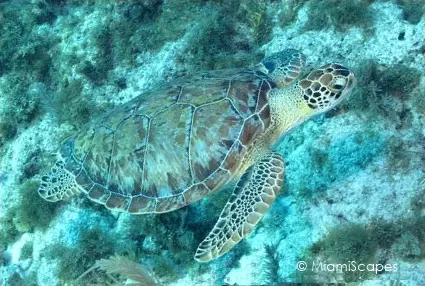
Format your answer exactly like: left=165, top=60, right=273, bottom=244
left=263, top=61, right=276, bottom=73
left=332, top=84, right=343, bottom=90
left=331, top=77, right=347, bottom=91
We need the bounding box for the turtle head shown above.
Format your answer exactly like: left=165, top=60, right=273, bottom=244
left=269, top=62, right=356, bottom=145
left=298, top=63, right=356, bottom=113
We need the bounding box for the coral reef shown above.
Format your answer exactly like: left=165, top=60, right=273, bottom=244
left=0, top=0, right=423, bottom=285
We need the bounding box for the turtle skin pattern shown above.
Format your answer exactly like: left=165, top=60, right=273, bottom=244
left=58, top=68, right=275, bottom=214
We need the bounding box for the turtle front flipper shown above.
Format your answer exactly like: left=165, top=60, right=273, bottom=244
left=38, top=160, right=81, bottom=202
left=194, top=152, right=284, bottom=262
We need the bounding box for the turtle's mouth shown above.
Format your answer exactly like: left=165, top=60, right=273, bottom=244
left=346, top=72, right=357, bottom=94
left=338, top=72, right=357, bottom=102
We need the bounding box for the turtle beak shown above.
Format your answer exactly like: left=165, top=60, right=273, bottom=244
left=342, top=71, right=357, bottom=102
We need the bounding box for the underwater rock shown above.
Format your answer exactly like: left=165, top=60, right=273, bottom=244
left=0, top=0, right=423, bottom=285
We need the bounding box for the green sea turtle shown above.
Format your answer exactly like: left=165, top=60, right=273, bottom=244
left=38, top=49, right=356, bottom=262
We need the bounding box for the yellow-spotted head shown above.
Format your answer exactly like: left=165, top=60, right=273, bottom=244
left=269, top=62, right=356, bottom=142
left=298, top=63, right=356, bottom=112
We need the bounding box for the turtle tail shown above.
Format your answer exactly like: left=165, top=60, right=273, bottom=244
left=38, top=160, right=81, bottom=202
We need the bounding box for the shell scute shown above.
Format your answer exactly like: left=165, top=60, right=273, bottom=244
left=190, top=99, right=243, bottom=182
left=178, top=80, right=228, bottom=106
left=227, top=72, right=271, bottom=118
left=106, top=193, right=131, bottom=211
left=72, top=126, right=96, bottom=162
left=134, top=86, right=181, bottom=117
left=74, top=168, right=93, bottom=191
left=239, top=114, right=266, bottom=146
left=83, top=126, right=114, bottom=184
left=220, top=140, right=244, bottom=171
left=155, top=194, right=186, bottom=213
left=259, top=104, right=271, bottom=126
left=101, top=100, right=139, bottom=131
left=203, top=168, right=231, bottom=191
left=128, top=196, right=157, bottom=214
left=63, top=156, right=82, bottom=175
left=88, top=184, right=110, bottom=204
left=108, top=115, right=149, bottom=196
left=183, top=183, right=210, bottom=204
left=141, top=104, right=193, bottom=197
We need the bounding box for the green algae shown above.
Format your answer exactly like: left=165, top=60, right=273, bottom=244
left=397, top=0, right=425, bottom=24
left=304, top=0, right=374, bottom=34
left=0, top=216, right=19, bottom=247
left=0, top=179, right=57, bottom=249
left=0, top=3, right=53, bottom=136
left=20, top=241, right=34, bottom=260
left=1, top=73, right=41, bottom=126
left=0, top=119, right=17, bottom=148
left=1, top=272, right=37, bottom=286
left=52, top=78, right=99, bottom=127
left=278, top=0, right=309, bottom=28
left=46, top=226, right=117, bottom=283
left=122, top=211, right=198, bottom=282
left=12, top=179, right=58, bottom=232
left=306, top=223, right=378, bottom=283
left=370, top=217, right=425, bottom=259
left=345, top=60, right=421, bottom=119
left=377, top=63, right=422, bottom=98
left=181, top=1, right=273, bottom=71
left=386, top=135, right=413, bottom=173
left=303, top=217, right=425, bottom=282
left=314, top=224, right=378, bottom=282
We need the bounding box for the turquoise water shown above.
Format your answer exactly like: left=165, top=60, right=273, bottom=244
left=0, top=1, right=424, bottom=285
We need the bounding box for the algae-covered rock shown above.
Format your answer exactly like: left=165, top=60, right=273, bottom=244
left=0, top=1, right=424, bottom=285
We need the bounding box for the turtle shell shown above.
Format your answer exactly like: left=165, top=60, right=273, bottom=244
left=60, top=68, right=274, bottom=213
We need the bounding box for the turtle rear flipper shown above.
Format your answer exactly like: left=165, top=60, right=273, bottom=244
left=194, top=152, right=285, bottom=262
left=38, top=160, right=80, bottom=202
